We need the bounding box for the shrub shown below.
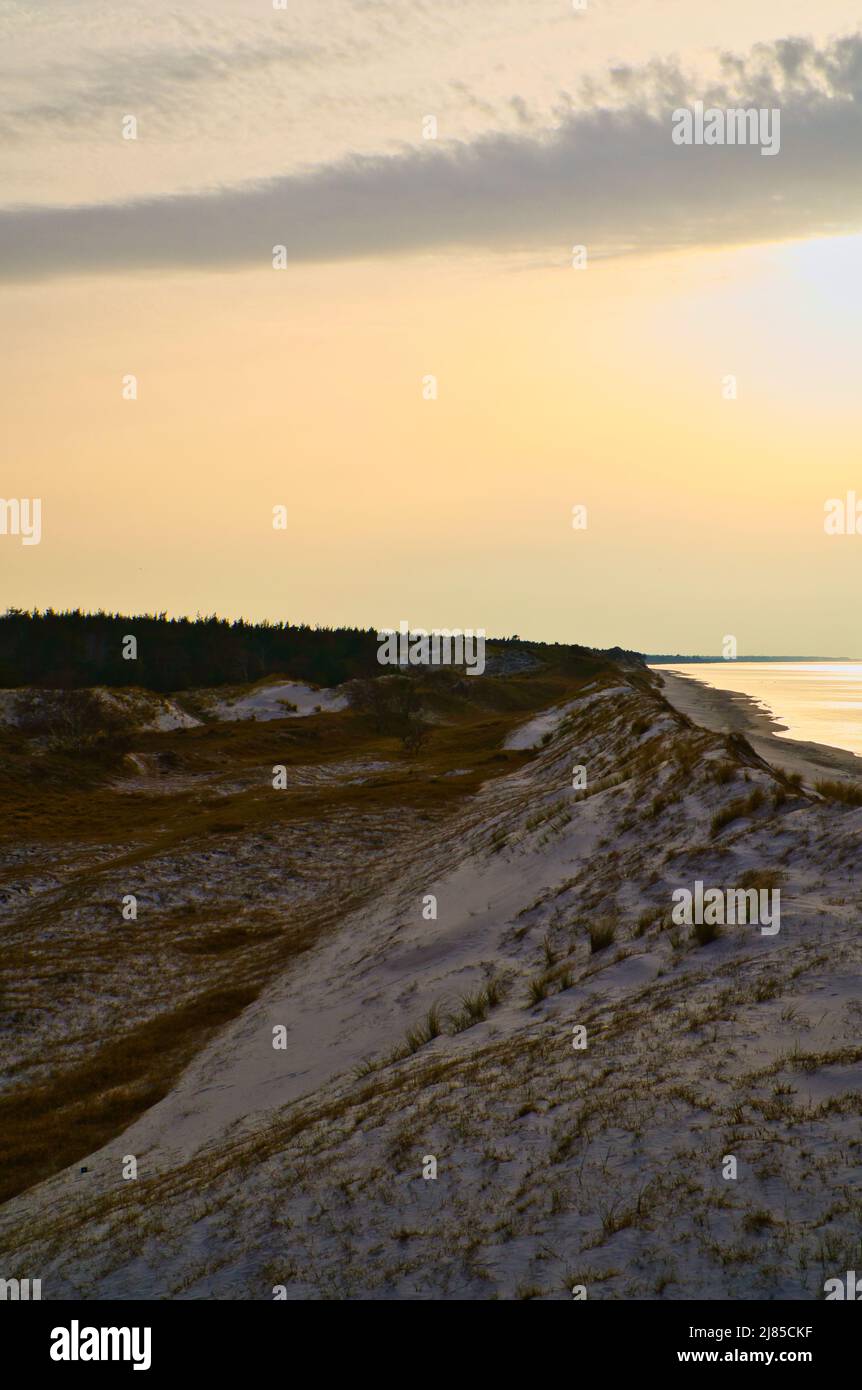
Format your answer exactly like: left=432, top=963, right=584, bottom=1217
left=347, top=675, right=429, bottom=752
left=742, top=1210, right=776, bottom=1233
left=14, top=688, right=136, bottom=758
left=710, top=787, right=766, bottom=837
left=693, top=919, right=721, bottom=946
left=636, top=907, right=660, bottom=936
left=485, top=977, right=505, bottom=1009
left=459, top=990, right=489, bottom=1024
left=588, top=920, right=616, bottom=954
left=737, top=868, right=784, bottom=891
left=711, top=761, right=736, bottom=785
left=403, top=1002, right=444, bottom=1053
left=814, top=778, right=862, bottom=807
left=449, top=981, right=504, bottom=1032
left=527, top=975, right=551, bottom=1005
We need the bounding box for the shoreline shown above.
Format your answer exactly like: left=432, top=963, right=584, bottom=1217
left=655, top=667, right=862, bottom=786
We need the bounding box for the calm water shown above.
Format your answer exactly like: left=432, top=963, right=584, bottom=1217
left=658, top=662, right=862, bottom=758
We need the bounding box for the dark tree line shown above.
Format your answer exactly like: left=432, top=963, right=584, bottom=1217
left=0, top=609, right=381, bottom=691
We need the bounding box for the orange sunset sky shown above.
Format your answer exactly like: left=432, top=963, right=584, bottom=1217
left=2, top=0, right=862, bottom=655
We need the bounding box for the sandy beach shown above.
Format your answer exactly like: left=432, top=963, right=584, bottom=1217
left=656, top=667, right=862, bottom=787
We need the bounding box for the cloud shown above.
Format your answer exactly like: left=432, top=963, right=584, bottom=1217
left=0, top=36, right=364, bottom=140
left=2, top=32, right=861, bottom=280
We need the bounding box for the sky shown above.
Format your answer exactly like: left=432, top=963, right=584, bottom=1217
left=2, top=0, right=862, bottom=655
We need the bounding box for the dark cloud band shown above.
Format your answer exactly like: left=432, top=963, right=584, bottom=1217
left=1, top=33, right=860, bottom=281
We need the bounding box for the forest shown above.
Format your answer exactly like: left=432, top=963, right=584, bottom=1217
left=0, top=609, right=381, bottom=691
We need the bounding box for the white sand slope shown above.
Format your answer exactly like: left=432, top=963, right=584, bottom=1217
left=503, top=699, right=582, bottom=749
left=0, top=686, right=200, bottom=732
left=0, top=679, right=348, bottom=734
left=205, top=681, right=348, bottom=721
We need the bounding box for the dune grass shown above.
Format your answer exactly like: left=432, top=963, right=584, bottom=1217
left=814, top=778, right=862, bottom=807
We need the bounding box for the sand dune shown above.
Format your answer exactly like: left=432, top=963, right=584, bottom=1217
left=2, top=659, right=860, bottom=1299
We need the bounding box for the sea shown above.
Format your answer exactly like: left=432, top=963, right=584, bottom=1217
left=656, top=662, right=862, bottom=759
